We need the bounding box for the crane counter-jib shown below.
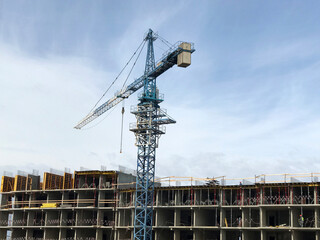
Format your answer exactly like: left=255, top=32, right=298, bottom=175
left=74, top=41, right=194, bottom=130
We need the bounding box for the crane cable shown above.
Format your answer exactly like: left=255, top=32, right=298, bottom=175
left=87, top=38, right=146, bottom=115
left=120, top=101, right=125, bottom=153
left=80, top=39, right=147, bottom=131
left=119, top=39, right=146, bottom=152
left=157, top=34, right=173, bottom=48
left=121, top=39, right=147, bottom=91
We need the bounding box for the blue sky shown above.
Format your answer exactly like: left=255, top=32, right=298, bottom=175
left=0, top=1, right=320, bottom=181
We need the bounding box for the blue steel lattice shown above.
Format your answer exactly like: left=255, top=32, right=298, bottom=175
left=132, top=29, right=175, bottom=240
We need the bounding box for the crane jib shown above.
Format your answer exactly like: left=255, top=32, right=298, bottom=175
left=74, top=42, right=194, bottom=129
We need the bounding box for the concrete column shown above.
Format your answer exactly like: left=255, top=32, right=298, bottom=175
left=291, top=230, right=296, bottom=240
left=241, top=208, right=246, bottom=227
left=291, top=207, right=299, bottom=227
left=241, top=231, right=245, bottom=240
left=96, top=229, right=103, bottom=240
left=74, top=229, right=78, bottom=240
left=315, top=208, right=319, bottom=228
left=156, top=190, right=161, bottom=206
left=174, top=229, right=180, bottom=240
left=175, top=190, right=181, bottom=205
left=27, top=211, right=35, bottom=226
left=131, top=208, right=135, bottom=227
left=26, top=229, right=33, bottom=239
left=174, top=209, right=180, bottom=226
left=117, top=210, right=121, bottom=226
left=220, top=208, right=226, bottom=227
left=59, top=229, right=66, bottom=240
left=193, top=208, right=195, bottom=226
left=260, top=207, right=266, bottom=227
left=155, top=209, right=159, bottom=226
left=260, top=230, right=266, bottom=240
left=220, top=229, right=226, bottom=240
left=97, top=209, right=102, bottom=226
left=194, top=209, right=199, bottom=226
left=290, top=208, right=294, bottom=228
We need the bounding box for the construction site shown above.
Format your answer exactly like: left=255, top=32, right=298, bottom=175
left=1, top=22, right=316, bottom=240
left=1, top=170, right=320, bottom=240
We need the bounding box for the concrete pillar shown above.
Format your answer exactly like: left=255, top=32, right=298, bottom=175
left=260, top=207, right=266, bottom=227
left=194, top=209, right=198, bottom=226
left=26, top=229, right=33, bottom=239
left=241, top=208, right=246, bottom=227
left=220, top=229, right=226, bottom=240
left=315, top=208, right=319, bottom=228
left=193, top=208, right=196, bottom=226
left=96, top=229, right=103, bottom=240
left=156, top=190, right=161, bottom=206
left=260, top=230, right=266, bottom=240
left=291, top=230, right=296, bottom=240
left=290, top=207, right=294, bottom=228
left=174, top=229, right=180, bottom=240
left=260, top=186, right=263, bottom=205
left=291, top=207, right=299, bottom=227
left=155, top=209, right=159, bottom=226
left=175, top=190, right=181, bottom=205
left=131, top=208, right=135, bottom=227
left=174, top=209, right=180, bottom=226
left=59, top=229, right=66, bottom=240
left=27, top=211, right=35, bottom=226
left=220, top=208, right=226, bottom=227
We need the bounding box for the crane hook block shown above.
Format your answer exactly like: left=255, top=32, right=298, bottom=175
left=177, top=42, right=192, bottom=68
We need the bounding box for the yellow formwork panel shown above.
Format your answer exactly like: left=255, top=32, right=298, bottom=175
left=63, top=172, right=73, bottom=189
left=41, top=203, right=58, bottom=208
left=14, top=175, right=27, bottom=191
left=1, top=176, right=15, bottom=192
left=42, top=172, right=63, bottom=190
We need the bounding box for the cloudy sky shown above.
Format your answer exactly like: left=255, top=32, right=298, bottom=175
left=0, top=1, right=320, bottom=181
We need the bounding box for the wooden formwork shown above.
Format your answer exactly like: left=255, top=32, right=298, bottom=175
left=42, top=172, right=63, bottom=190
left=63, top=172, right=73, bottom=189
left=1, top=176, right=15, bottom=192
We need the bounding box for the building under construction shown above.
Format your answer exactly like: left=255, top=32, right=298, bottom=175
left=1, top=169, right=320, bottom=240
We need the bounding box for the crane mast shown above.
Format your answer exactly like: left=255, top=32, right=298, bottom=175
left=130, top=29, right=175, bottom=240
left=74, top=29, right=194, bottom=240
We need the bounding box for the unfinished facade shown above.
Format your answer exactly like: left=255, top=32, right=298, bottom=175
left=1, top=171, right=320, bottom=240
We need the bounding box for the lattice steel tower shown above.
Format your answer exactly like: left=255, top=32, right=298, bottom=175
left=130, top=29, right=175, bottom=240
left=75, top=28, right=194, bottom=240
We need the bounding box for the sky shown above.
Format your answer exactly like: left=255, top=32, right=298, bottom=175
left=0, top=1, right=320, bottom=182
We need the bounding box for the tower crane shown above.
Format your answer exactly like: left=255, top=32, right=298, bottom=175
left=75, top=29, right=195, bottom=240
